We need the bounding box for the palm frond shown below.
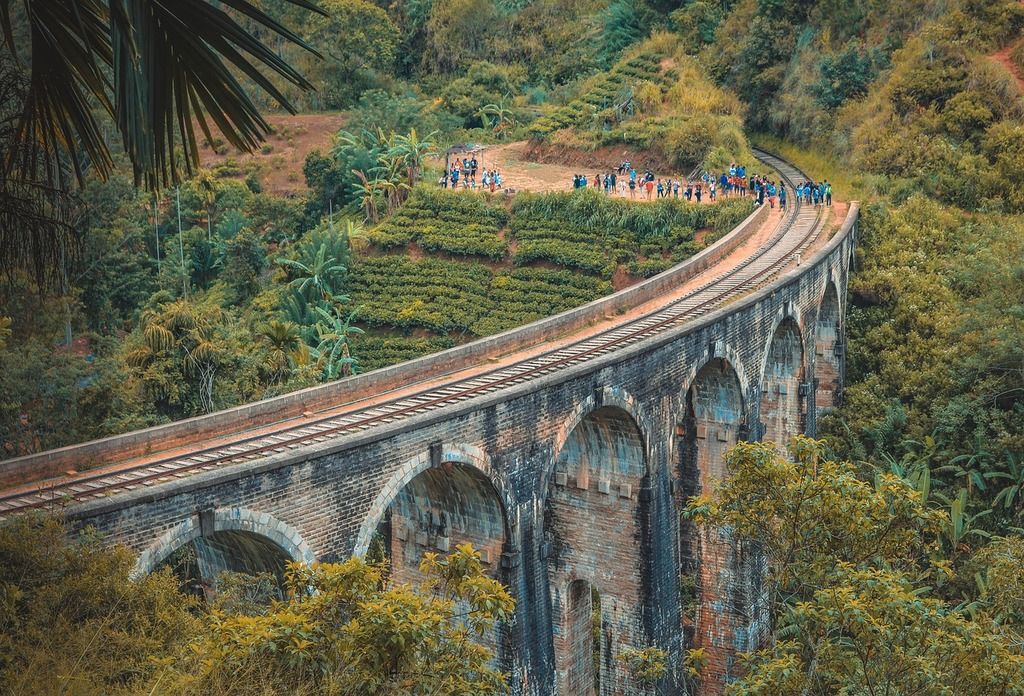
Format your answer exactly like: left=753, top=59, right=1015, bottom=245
left=2, top=0, right=325, bottom=189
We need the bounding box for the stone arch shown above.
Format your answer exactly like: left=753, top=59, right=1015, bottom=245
left=546, top=385, right=649, bottom=494
left=354, top=443, right=514, bottom=559
left=133, top=507, right=314, bottom=578
left=546, top=403, right=646, bottom=696
left=758, top=315, right=807, bottom=448
left=814, top=281, right=842, bottom=412
left=358, top=444, right=513, bottom=662
left=678, top=357, right=748, bottom=694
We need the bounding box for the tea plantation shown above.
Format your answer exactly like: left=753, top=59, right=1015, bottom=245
left=348, top=187, right=754, bottom=371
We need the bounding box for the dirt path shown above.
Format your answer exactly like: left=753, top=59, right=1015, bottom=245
left=198, top=113, right=345, bottom=195
left=456, top=140, right=714, bottom=203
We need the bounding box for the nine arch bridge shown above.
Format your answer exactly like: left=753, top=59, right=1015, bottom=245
left=0, top=152, right=857, bottom=695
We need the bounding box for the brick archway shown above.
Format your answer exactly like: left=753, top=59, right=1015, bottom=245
left=546, top=402, right=648, bottom=696
left=758, top=314, right=806, bottom=448
left=133, top=507, right=315, bottom=578
left=814, top=280, right=842, bottom=413
left=678, top=357, right=752, bottom=694
left=353, top=443, right=515, bottom=559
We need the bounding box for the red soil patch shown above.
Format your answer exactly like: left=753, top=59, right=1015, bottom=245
left=519, top=140, right=678, bottom=179
left=612, top=265, right=639, bottom=291
left=990, top=40, right=1024, bottom=94
left=197, top=112, right=345, bottom=196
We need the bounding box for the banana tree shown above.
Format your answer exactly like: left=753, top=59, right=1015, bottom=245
left=373, top=155, right=412, bottom=214
left=351, top=170, right=381, bottom=223
left=478, top=103, right=517, bottom=139
left=936, top=435, right=992, bottom=495
left=277, top=244, right=349, bottom=304
left=389, top=128, right=438, bottom=186
left=986, top=452, right=1024, bottom=519
left=937, top=488, right=992, bottom=557
left=311, top=305, right=363, bottom=380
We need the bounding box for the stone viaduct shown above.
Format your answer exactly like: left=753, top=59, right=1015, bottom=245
left=2, top=186, right=857, bottom=695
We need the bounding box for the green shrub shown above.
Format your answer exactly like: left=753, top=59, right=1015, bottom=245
left=471, top=268, right=612, bottom=335
left=367, top=187, right=508, bottom=259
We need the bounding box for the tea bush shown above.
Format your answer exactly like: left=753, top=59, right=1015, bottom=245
left=348, top=256, right=493, bottom=333
left=351, top=334, right=457, bottom=371
left=368, top=188, right=509, bottom=259
left=472, top=268, right=612, bottom=336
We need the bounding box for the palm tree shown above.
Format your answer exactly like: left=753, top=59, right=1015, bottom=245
left=195, top=170, right=218, bottom=242
left=257, top=320, right=301, bottom=383
left=1, top=0, right=324, bottom=281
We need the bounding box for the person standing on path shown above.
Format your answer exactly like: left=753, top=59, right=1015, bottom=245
left=779, top=183, right=787, bottom=210
left=825, top=181, right=832, bottom=206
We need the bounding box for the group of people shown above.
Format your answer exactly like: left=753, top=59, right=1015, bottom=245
left=441, top=154, right=833, bottom=208
left=440, top=155, right=504, bottom=192
left=795, top=180, right=833, bottom=207
left=571, top=162, right=720, bottom=202
left=567, top=160, right=834, bottom=212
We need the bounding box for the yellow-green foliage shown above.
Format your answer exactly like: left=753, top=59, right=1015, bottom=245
left=688, top=438, right=1024, bottom=695
left=530, top=33, right=755, bottom=172
left=0, top=516, right=200, bottom=696
left=823, top=197, right=1024, bottom=470
left=157, top=545, right=514, bottom=696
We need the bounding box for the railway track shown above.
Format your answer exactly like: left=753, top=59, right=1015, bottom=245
left=0, top=151, right=825, bottom=516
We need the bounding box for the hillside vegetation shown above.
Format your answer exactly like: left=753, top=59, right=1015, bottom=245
left=3, top=0, right=1024, bottom=693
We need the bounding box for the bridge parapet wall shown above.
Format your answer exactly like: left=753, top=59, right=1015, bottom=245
left=0, top=203, right=768, bottom=487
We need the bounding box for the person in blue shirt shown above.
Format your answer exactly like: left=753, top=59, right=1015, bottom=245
left=779, top=184, right=787, bottom=210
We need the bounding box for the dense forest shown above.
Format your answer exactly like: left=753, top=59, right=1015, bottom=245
left=1, top=0, right=1024, bottom=693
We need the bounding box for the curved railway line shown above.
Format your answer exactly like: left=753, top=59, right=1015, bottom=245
left=0, top=150, right=829, bottom=516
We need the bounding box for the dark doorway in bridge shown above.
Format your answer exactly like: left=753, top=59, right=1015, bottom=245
left=159, top=530, right=290, bottom=605
left=678, top=358, right=747, bottom=695
left=560, top=579, right=604, bottom=696
left=760, top=318, right=806, bottom=449
left=546, top=406, right=647, bottom=695
left=814, top=283, right=842, bottom=413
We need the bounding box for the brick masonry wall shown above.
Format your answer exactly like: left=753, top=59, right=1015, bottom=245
left=65, top=210, right=857, bottom=696
left=547, top=407, right=646, bottom=696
